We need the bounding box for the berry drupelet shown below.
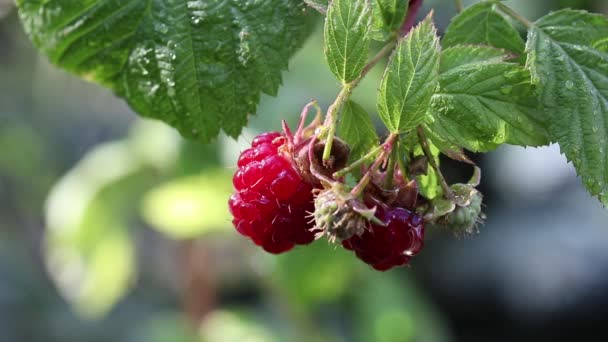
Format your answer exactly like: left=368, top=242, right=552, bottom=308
left=229, top=131, right=317, bottom=254
left=342, top=203, right=424, bottom=271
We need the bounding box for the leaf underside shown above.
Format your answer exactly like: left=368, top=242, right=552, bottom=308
left=17, top=0, right=313, bottom=142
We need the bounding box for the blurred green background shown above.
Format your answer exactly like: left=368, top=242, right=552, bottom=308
left=1, top=1, right=608, bottom=341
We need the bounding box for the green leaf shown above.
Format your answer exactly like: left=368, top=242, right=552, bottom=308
left=44, top=120, right=179, bottom=318
left=134, top=314, right=201, bottom=342
left=274, top=241, right=356, bottom=309
left=416, top=142, right=441, bottom=200
left=442, top=2, right=525, bottom=58
left=426, top=45, right=549, bottom=152
left=324, top=0, right=372, bottom=83
left=338, top=100, right=379, bottom=161
left=305, top=0, right=328, bottom=14
left=354, top=273, right=451, bottom=342
left=530, top=9, right=608, bottom=46
left=44, top=142, right=156, bottom=318
left=526, top=9, right=608, bottom=205
left=401, top=134, right=442, bottom=199
left=371, top=0, right=409, bottom=39
left=439, top=45, right=509, bottom=73
left=16, top=0, right=312, bottom=142
left=417, top=166, right=439, bottom=200
left=201, top=311, right=280, bottom=342
left=593, top=38, right=608, bottom=53
left=377, top=13, right=440, bottom=133
left=141, top=170, right=232, bottom=240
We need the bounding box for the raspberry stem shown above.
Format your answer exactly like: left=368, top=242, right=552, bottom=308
left=384, top=136, right=400, bottom=188
left=322, top=41, right=398, bottom=165
left=397, top=143, right=410, bottom=183
left=454, top=0, right=463, bottom=13
left=322, top=83, right=353, bottom=166
left=295, top=100, right=323, bottom=145
left=333, top=144, right=383, bottom=178
left=400, top=0, right=424, bottom=37
left=495, top=2, right=533, bottom=28
left=350, top=133, right=399, bottom=197
left=416, top=126, right=453, bottom=198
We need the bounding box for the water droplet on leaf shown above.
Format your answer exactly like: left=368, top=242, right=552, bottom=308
left=155, top=23, right=168, bottom=34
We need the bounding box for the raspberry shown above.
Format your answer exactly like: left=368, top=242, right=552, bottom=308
left=313, top=186, right=378, bottom=243
left=342, top=204, right=424, bottom=271
left=229, top=131, right=316, bottom=254
left=434, top=184, right=484, bottom=238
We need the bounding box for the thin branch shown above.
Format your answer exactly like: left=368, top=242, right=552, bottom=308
left=400, top=0, right=424, bottom=37
left=333, top=144, right=383, bottom=178
left=322, top=40, right=397, bottom=164
left=496, top=2, right=533, bottom=29
left=454, top=0, right=464, bottom=13
left=416, top=126, right=453, bottom=198
left=351, top=133, right=398, bottom=197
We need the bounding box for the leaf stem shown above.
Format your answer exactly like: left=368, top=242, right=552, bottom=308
left=397, top=144, right=410, bottom=183
left=322, top=40, right=398, bottom=164
left=333, top=144, right=383, bottom=178
left=358, top=41, right=397, bottom=83
left=454, top=0, right=464, bottom=13
left=351, top=133, right=398, bottom=197
left=496, top=2, right=533, bottom=29
left=400, top=0, right=424, bottom=37
left=322, top=83, right=352, bottom=164
left=416, top=126, right=453, bottom=198
left=384, top=136, right=399, bottom=188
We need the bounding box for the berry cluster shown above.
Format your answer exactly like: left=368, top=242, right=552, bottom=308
left=229, top=120, right=428, bottom=271
left=229, top=101, right=483, bottom=271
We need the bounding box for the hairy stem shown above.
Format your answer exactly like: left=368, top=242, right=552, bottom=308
left=351, top=133, right=398, bottom=197
left=416, top=126, right=453, bottom=198
left=322, top=40, right=398, bottom=164
left=333, top=144, right=383, bottom=178
left=496, top=2, right=533, bottom=28
left=400, top=0, right=424, bottom=37
left=295, top=100, right=322, bottom=138
left=454, top=0, right=464, bottom=13
left=322, top=83, right=352, bottom=164
left=397, top=144, right=410, bottom=183
left=384, top=136, right=399, bottom=188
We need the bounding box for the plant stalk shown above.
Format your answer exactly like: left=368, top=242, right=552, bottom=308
left=384, top=136, right=399, bottom=188
left=400, top=0, right=424, bottom=37
left=416, top=126, right=453, bottom=198
left=496, top=2, right=533, bottom=28
left=351, top=133, right=398, bottom=197
left=454, top=0, right=464, bottom=13
left=333, top=144, right=383, bottom=178
left=322, top=40, right=397, bottom=164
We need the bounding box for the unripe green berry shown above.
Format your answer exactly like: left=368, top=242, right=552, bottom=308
left=312, top=186, right=378, bottom=243
left=441, top=188, right=483, bottom=237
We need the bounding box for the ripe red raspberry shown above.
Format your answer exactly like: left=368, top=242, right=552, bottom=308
left=342, top=204, right=424, bottom=271
left=229, top=131, right=316, bottom=254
